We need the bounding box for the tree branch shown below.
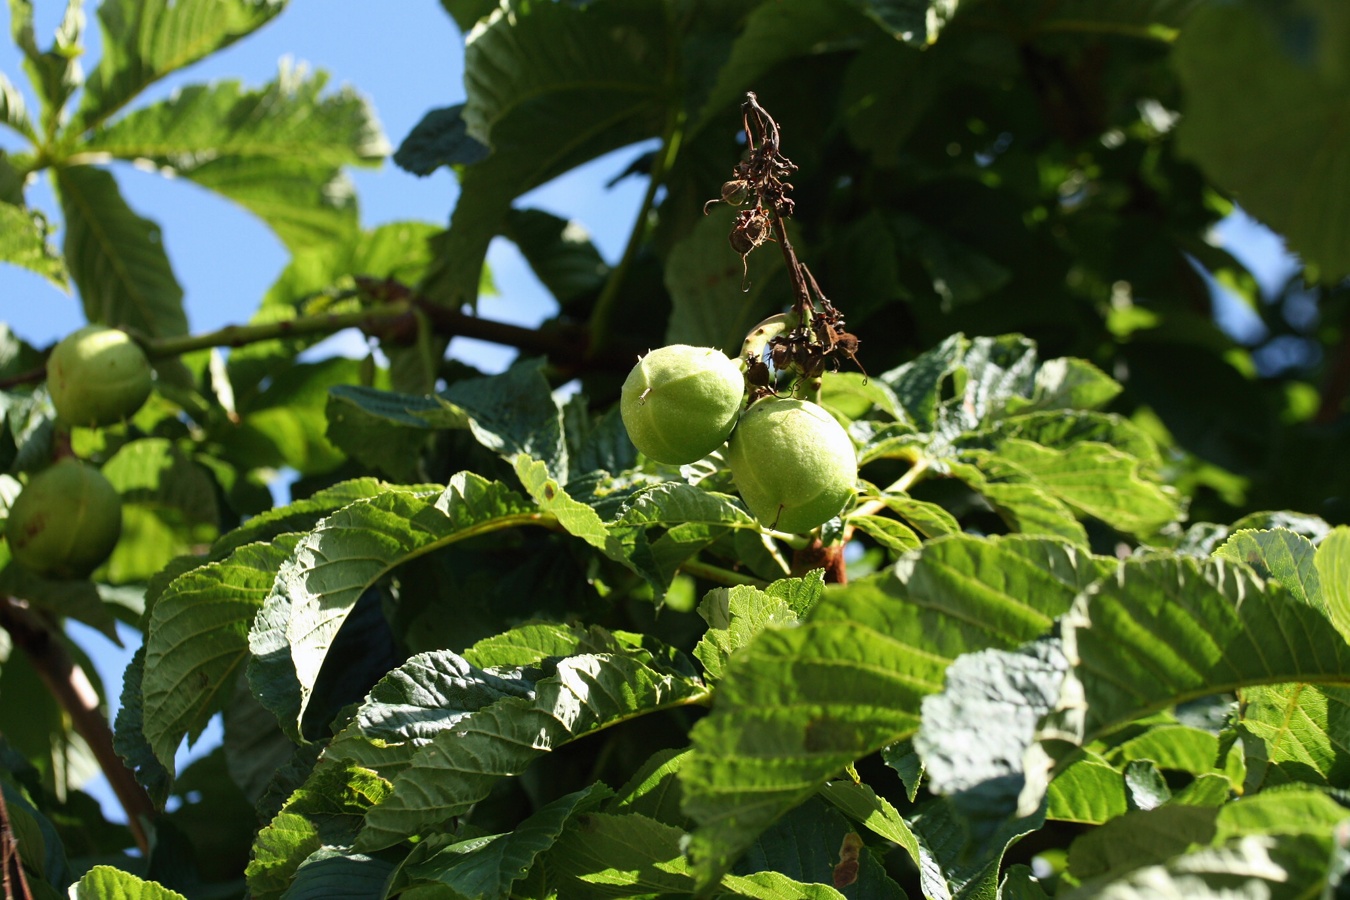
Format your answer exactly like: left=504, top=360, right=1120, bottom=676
left=0, top=597, right=153, bottom=854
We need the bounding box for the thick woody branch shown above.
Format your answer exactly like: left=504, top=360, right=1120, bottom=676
left=0, top=597, right=152, bottom=854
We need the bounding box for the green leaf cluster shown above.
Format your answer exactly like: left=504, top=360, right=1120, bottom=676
left=7, top=0, right=1350, bottom=898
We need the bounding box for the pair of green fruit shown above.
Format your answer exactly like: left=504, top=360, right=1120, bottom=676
left=3, top=325, right=149, bottom=579
left=620, top=344, right=857, bottom=533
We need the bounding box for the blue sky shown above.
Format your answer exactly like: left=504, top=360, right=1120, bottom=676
left=2, top=1, right=1300, bottom=824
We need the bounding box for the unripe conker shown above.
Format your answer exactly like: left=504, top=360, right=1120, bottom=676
left=4, top=458, right=123, bottom=579
left=47, top=325, right=153, bottom=427
left=620, top=345, right=745, bottom=465
left=726, top=397, right=857, bottom=533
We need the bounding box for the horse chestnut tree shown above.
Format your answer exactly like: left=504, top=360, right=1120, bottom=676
left=4, top=458, right=123, bottom=579
left=620, top=344, right=745, bottom=465
left=47, top=324, right=153, bottom=427
left=726, top=396, right=858, bottom=533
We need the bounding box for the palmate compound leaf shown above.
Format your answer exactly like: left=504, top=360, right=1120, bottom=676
left=426, top=0, right=670, bottom=309
left=74, top=0, right=286, bottom=132
left=680, top=533, right=1114, bottom=887
left=354, top=651, right=711, bottom=852
left=247, top=473, right=541, bottom=740
left=85, top=66, right=387, bottom=252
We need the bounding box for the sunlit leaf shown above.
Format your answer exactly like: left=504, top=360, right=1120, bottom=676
left=426, top=0, right=669, bottom=309
left=356, top=650, right=709, bottom=850
left=76, top=0, right=286, bottom=131
left=55, top=165, right=187, bottom=337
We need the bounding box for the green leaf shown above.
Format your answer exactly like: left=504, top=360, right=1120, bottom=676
left=0, top=560, right=118, bottom=641
left=975, top=438, right=1181, bottom=537
left=736, top=796, right=906, bottom=899
left=548, top=810, right=700, bottom=896
left=603, top=477, right=765, bottom=599
left=246, top=761, right=393, bottom=900
left=222, top=358, right=357, bottom=475
left=848, top=515, right=921, bottom=553
left=1, top=779, right=72, bottom=892
left=322, top=649, right=536, bottom=778
left=1022, top=0, right=1201, bottom=40
left=872, top=494, right=960, bottom=539
left=1063, top=833, right=1337, bottom=899
left=88, top=68, right=384, bottom=170
left=71, top=865, right=189, bottom=900
left=393, top=103, right=489, bottom=176
left=915, top=638, right=1068, bottom=801
left=1066, top=804, right=1220, bottom=885
left=1315, top=526, right=1350, bottom=640
left=851, top=0, right=962, bottom=45
left=100, top=437, right=220, bottom=583
left=55, top=164, right=187, bottom=337
left=502, top=208, right=609, bottom=309
left=10, top=0, right=83, bottom=132
left=817, top=779, right=920, bottom=862
left=247, top=475, right=538, bottom=736
left=694, top=582, right=802, bottom=682
left=681, top=534, right=1110, bottom=886
left=1213, top=528, right=1320, bottom=609
left=1238, top=683, right=1350, bottom=791
left=1175, top=0, right=1350, bottom=280
left=1066, top=556, right=1350, bottom=740
left=425, top=0, right=669, bottom=309
left=1046, top=751, right=1129, bottom=825
left=76, top=0, right=286, bottom=132
left=283, top=851, right=397, bottom=900
left=695, top=0, right=874, bottom=131
left=1104, top=723, right=1240, bottom=786
left=0, top=200, right=67, bottom=287
left=328, top=362, right=568, bottom=478
left=355, top=650, right=710, bottom=850
left=86, top=66, right=386, bottom=250
left=821, top=371, right=904, bottom=422
left=664, top=204, right=785, bottom=353
left=609, top=747, right=691, bottom=827
left=397, top=783, right=610, bottom=897
left=142, top=538, right=297, bottom=774
left=947, top=459, right=1088, bottom=544
left=909, top=793, right=1043, bottom=900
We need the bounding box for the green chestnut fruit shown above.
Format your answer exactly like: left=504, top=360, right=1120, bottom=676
left=4, top=458, right=123, bottom=579
left=47, top=324, right=153, bottom=427
left=620, top=344, right=745, bottom=465
left=726, top=397, right=857, bottom=533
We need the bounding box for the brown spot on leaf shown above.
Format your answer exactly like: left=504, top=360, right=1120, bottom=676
left=543, top=482, right=557, bottom=501
left=834, top=831, right=864, bottom=889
